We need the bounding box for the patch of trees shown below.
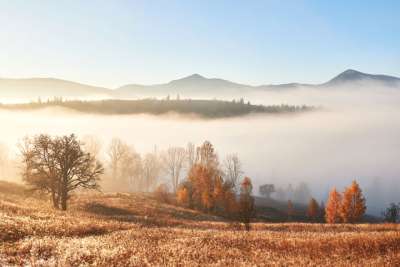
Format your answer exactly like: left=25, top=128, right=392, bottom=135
left=175, top=141, right=255, bottom=230
left=1, top=98, right=315, bottom=118
left=325, top=181, right=366, bottom=223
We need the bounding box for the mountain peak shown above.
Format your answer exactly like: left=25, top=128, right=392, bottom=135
left=326, top=69, right=400, bottom=86
left=185, top=73, right=206, bottom=80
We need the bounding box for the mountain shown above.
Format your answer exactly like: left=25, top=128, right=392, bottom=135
left=115, top=73, right=250, bottom=98
left=323, top=69, right=400, bottom=88
left=0, top=69, right=399, bottom=101
left=0, top=78, right=110, bottom=101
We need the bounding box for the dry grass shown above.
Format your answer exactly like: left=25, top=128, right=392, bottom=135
left=1, top=182, right=399, bottom=266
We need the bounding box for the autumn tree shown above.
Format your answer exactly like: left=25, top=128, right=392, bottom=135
left=340, top=180, right=366, bottom=223
left=307, top=198, right=320, bottom=222
left=176, top=186, right=189, bottom=207
left=162, top=146, right=186, bottom=193
left=21, top=134, right=103, bottom=210
left=325, top=188, right=342, bottom=223
left=239, top=177, right=255, bottom=231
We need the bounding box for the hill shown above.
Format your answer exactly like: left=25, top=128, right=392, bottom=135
left=0, top=99, right=314, bottom=118
left=1, top=69, right=399, bottom=101
left=0, top=181, right=399, bottom=266
left=0, top=78, right=111, bottom=101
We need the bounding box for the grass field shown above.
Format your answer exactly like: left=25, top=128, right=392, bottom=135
left=1, top=181, right=399, bottom=266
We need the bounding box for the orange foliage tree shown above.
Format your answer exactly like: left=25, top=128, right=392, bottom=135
left=325, top=188, right=342, bottom=223
left=340, top=180, right=366, bottom=223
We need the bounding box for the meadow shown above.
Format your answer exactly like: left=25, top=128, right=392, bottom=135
left=1, top=181, right=399, bottom=266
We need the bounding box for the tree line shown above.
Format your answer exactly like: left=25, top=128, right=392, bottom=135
left=1, top=98, right=315, bottom=118
left=16, top=133, right=399, bottom=225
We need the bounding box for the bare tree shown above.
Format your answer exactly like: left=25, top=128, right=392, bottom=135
left=142, top=152, right=162, bottom=192
left=120, top=147, right=142, bottom=192
left=186, top=142, right=196, bottom=170
left=82, top=135, right=103, bottom=159
left=162, top=146, right=186, bottom=192
left=21, top=134, right=104, bottom=210
left=20, top=135, right=60, bottom=208
left=223, top=154, right=243, bottom=192
left=107, top=138, right=129, bottom=180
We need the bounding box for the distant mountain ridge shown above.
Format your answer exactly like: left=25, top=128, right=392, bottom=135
left=0, top=69, right=399, bottom=100
left=324, top=69, right=400, bottom=87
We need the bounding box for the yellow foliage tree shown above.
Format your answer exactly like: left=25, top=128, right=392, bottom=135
left=325, top=187, right=342, bottom=223
left=340, top=180, right=366, bottom=223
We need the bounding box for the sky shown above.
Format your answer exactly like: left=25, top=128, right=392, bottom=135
left=0, top=0, right=399, bottom=88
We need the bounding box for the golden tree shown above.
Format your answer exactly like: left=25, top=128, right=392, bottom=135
left=307, top=198, right=320, bottom=221
left=340, top=180, right=366, bottom=223
left=325, top=187, right=342, bottom=223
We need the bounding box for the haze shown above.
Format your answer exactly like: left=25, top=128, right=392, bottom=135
left=1, top=84, right=399, bottom=216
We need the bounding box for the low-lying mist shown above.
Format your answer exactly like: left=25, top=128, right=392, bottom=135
left=0, top=86, right=399, bottom=216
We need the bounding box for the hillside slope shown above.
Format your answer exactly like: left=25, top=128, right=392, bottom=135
left=1, top=181, right=399, bottom=266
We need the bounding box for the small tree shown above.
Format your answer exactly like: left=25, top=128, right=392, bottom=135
left=239, top=177, right=255, bottom=231
left=325, top=188, right=342, bottom=224
left=340, top=180, right=366, bottom=223
left=307, top=198, right=319, bottom=222
left=154, top=183, right=170, bottom=203
left=382, top=203, right=400, bottom=223
left=259, top=184, right=275, bottom=199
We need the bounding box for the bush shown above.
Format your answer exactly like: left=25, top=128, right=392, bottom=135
left=176, top=187, right=189, bottom=207
left=154, top=184, right=170, bottom=203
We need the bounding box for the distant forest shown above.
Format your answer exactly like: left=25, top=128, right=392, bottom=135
left=0, top=98, right=315, bottom=118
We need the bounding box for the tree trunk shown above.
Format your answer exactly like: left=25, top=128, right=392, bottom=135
left=51, top=190, right=59, bottom=209
left=61, top=180, right=68, bottom=211
left=61, top=191, right=67, bottom=211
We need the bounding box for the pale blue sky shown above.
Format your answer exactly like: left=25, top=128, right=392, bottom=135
left=0, top=0, right=399, bottom=87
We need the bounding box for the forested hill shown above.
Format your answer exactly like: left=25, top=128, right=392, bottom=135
left=0, top=99, right=315, bottom=118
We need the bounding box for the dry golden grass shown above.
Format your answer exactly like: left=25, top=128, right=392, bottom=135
left=1, top=183, right=399, bottom=266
